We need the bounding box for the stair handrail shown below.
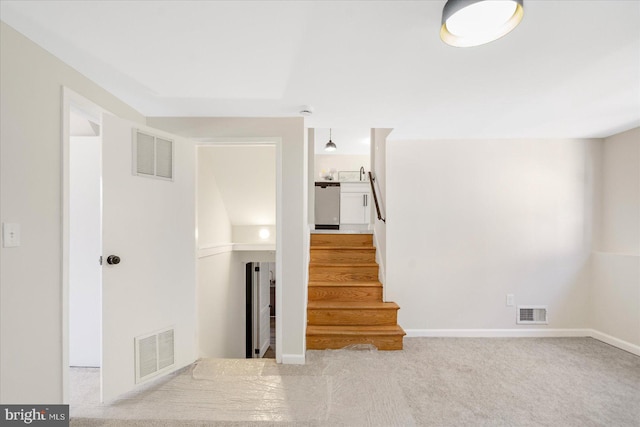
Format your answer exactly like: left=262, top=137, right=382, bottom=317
left=368, top=171, right=386, bottom=223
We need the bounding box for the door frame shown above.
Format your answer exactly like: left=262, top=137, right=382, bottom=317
left=195, top=139, right=282, bottom=363
left=61, top=87, right=109, bottom=403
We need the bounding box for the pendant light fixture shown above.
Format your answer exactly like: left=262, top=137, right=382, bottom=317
left=440, top=0, right=524, bottom=47
left=324, top=128, right=337, bottom=152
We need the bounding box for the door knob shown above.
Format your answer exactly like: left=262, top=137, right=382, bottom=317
left=106, top=255, right=121, bottom=265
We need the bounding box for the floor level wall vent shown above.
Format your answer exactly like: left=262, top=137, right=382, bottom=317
left=517, top=306, right=548, bottom=325
left=135, top=327, right=175, bottom=383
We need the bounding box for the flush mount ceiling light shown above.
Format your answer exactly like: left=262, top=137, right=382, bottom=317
left=440, top=0, right=524, bottom=47
left=259, top=228, right=270, bottom=240
left=299, top=105, right=314, bottom=116
left=324, top=128, right=337, bottom=152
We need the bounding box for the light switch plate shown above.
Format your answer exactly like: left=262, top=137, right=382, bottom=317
left=2, top=223, right=20, bottom=248
left=506, top=294, right=515, bottom=307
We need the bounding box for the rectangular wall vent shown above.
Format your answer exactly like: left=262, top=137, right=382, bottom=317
left=135, top=328, right=175, bottom=383
left=133, top=129, right=174, bottom=181
left=517, top=306, right=548, bottom=325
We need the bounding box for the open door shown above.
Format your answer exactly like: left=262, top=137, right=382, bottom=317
left=257, top=262, right=271, bottom=357
left=100, top=114, right=196, bottom=402
left=246, top=262, right=272, bottom=358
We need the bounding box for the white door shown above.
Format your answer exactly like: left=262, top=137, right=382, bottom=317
left=257, top=262, right=271, bottom=357
left=101, top=114, right=196, bottom=402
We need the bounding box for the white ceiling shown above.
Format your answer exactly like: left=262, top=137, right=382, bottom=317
left=2, top=1, right=639, bottom=140
left=200, top=145, right=276, bottom=226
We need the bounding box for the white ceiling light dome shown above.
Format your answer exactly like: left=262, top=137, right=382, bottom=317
left=441, top=0, right=524, bottom=47
left=299, top=105, right=314, bottom=116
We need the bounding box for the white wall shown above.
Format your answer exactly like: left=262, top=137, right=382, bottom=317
left=371, top=129, right=392, bottom=287
left=386, top=138, right=598, bottom=331
left=200, top=146, right=276, bottom=226
left=315, top=154, right=370, bottom=181
left=233, top=225, right=276, bottom=244
left=198, top=148, right=233, bottom=247
left=591, top=253, right=639, bottom=346
left=600, top=127, right=640, bottom=254
left=197, top=251, right=245, bottom=358
left=148, top=117, right=307, bottom=362
left=308, top=128, right=315, bottom=225
left=197, top=148, right=242, bottom=358
left=236, top=251, right=277, bottom=264
left=0, top=22, right=145, bottom=403
left=591, top=127, right=640, bottom=349
left=69, top=136, right=101, bottom=367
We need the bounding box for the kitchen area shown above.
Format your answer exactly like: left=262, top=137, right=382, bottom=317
left=311, top=128, right=372, bottom=232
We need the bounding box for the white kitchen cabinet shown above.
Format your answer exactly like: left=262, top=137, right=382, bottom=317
left=340, top=183, right=370, bottom=224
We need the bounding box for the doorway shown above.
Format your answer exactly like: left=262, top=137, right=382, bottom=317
left=196, top=143, right=278, bottom=360
left=63, top=89, right=201, bottom=403
left=68, top=108, right=101, bottom=369
left=245, top=262, right=276, bottom=359
left=63, top=89, right=104, bottom=405
left=62, top=95, right=282, bottom=402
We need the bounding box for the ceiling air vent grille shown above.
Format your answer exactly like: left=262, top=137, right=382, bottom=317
left=133, top=129, right=174, bottom=181
left=517, top=306, right=548, bottom=325
left=135, top=327, right=175, bottom=383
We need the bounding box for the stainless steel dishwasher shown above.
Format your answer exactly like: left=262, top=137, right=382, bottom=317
left=315, top=182, right=340, bottom=230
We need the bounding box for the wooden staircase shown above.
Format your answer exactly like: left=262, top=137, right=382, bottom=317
left=306, top=233, right=405, bottom=350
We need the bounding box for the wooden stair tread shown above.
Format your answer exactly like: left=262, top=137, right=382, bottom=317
left=308, top=281, right=382, bottom=287
left=310, top=248, right=376, bottom=264
left=308, top=301, right=399, bottom=310
left=310, top=234, right=373, bottom=247
left=307, top=325, right=405, bottom=336
left=310, top=262, right=379, bottom=267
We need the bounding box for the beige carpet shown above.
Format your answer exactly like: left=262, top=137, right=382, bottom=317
left=70, top=337, right=640, bottom=426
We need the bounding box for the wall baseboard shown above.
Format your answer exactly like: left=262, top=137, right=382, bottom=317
left=281, top=353, right=305, bottom=365
left=404, top=329, right=591, bottom=338
left=589, top=329, right=640, bottom=356
left=403, top=328, right=640, bottom=356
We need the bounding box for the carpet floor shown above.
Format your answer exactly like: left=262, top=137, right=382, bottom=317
left=70, top=337, right=640, bottom=426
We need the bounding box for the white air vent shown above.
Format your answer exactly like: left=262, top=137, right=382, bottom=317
left=133, top=129, right=174, bottom=180
left=517, top=306, right=548, bottom=325
left=135, top=328, right=175, bottom=383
